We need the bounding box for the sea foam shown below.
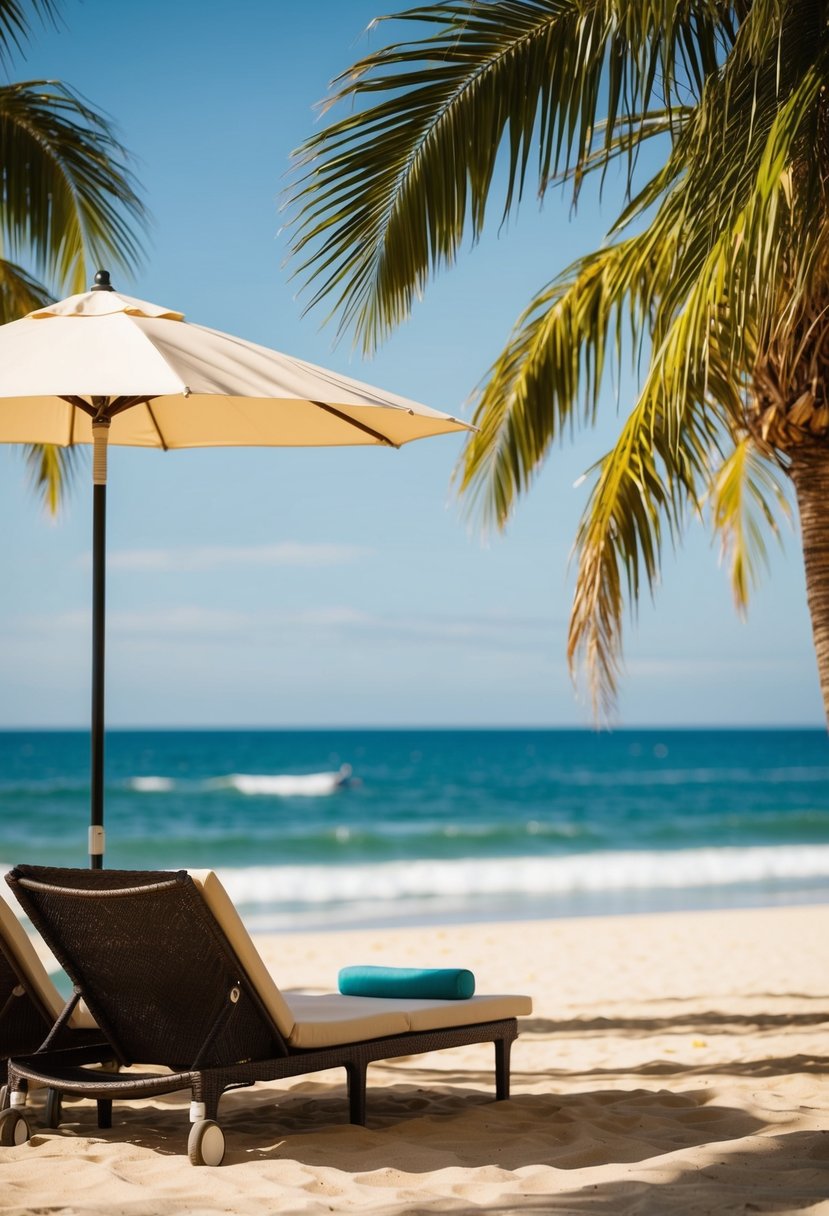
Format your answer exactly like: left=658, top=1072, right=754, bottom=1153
left=212, top=771, right=347, bottom=797
left=128, top=776, right=175, bottom=793
left=213, top=842, right=829, bottom=911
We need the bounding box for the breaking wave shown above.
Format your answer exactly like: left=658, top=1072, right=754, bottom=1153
left=124, top=768, right=354, bottom=797
left=215, top=842, right=829, bottom=922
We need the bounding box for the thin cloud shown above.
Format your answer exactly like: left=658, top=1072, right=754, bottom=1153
left=289, top=607, right=555, bottom=651
left=89, top=542, right=372, bottom=572
left=6, top=605, right=554, bottom=653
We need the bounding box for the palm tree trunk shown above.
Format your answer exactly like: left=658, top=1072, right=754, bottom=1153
left=789, top=445, right=829, bottom=726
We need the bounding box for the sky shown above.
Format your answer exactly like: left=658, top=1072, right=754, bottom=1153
left=0, top=0, right=822, bottom=729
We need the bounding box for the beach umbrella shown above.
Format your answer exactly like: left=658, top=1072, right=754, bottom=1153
left=0, top=272, right=470, bottom=868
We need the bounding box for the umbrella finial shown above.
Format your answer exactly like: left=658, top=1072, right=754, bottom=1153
left=92, top=270, right=114, bottom=292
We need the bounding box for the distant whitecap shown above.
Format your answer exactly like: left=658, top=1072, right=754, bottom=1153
left=129, top=776, right=174, bottom=793
left=217, top=767, right=353, bottom=797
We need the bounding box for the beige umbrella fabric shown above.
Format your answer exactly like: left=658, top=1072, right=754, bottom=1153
left=0, top=272, right=471, bottom=866
left=0, top=282, right=467, bottom=448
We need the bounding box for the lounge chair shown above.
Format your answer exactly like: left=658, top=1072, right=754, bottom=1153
left=0, top=892, right=101, bottom=1117
left=0, top=866, right=532, bottom=1165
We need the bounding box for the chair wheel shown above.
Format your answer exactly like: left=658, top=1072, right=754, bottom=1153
left=0, top=1108, right=31, bottom=1147
left=0, top=1085, right=8, bottom=1112
left=188, top=1118, right=225, bottom=1167
left=45, top=1089, right=62, bottom=1129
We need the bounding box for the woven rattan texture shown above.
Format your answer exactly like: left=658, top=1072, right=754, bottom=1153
left=5, top=867, right=519, bottom=1139
left=7, top=867, right=283, bottom=1070
left=12, top=1019, right=516, bottom=1124
left=0, top=946, right=54, bottom=1093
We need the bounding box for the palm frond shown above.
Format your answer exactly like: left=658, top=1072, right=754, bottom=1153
left=0, top=0, right=58, bottom=69
left=288, top=0, right=727, bottom=351
left=0, top=79, right=147, bottom=292
left=289, top=0, right=829, bottom=717
left=0, top=5, right=147, bottom=519
left=0, top=255, right=51, bottom=321
left=563, top=264, right=787, bottom=714
left=24, top=441, right=83, bottom=516
left=545, top=108, right=691, bottom=198
left=709, top=437, right=791, bottom=612
left=457, top=149, right=761, bottom=534
left=458, top=214, right=742, bottom=713
left=578, top=10, right=829, bottom=476
left=614, top=5, right=829, bottom=363
left=457, top=233, right=656, bottom=531
left=457, top=0, right=828, bottom=711
left=0, top=259, right=69, bottom=518
left=567, top=387, right=719, bottom=719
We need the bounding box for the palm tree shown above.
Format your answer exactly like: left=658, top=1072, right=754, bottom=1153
left=0, top=0, right=146, bottom=510
left=289, top=0, right=829, bottom=723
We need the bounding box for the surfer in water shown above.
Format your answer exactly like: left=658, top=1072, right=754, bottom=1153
left=335, top=763, right=354, bottom=788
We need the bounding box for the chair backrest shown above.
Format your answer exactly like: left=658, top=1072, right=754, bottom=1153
left=0, top=895, right=99, bottom=1063
left=6, top=866, right=290, bottom=1070
left=0, top=896, right=54, bottom=1060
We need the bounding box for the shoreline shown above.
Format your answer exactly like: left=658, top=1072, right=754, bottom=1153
left=5, top=901, right=829, bottom=1214
left=237, top=881, right=829, bottom=935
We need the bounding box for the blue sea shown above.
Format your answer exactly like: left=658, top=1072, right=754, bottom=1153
left=1, top=728, right=828, bottom=931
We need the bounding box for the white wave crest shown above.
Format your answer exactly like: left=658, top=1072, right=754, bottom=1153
left=129, top=776, right=175, bottom=793
left=213, top=768, right=351, bottom=797
left=213, top=844, right=829, bottom=909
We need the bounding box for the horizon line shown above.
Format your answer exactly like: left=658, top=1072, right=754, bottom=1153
left=0, top=723, right=824, bottom=733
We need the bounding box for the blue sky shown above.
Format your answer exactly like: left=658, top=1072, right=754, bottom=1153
left=0, top=0, right=821, bottom=728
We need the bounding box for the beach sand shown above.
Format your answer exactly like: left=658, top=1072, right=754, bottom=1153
left=2, top=902, right=829, bottom=1215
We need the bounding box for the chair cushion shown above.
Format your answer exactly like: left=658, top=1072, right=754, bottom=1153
left=404, top=993, right=532, bottom=1032
left=284, top=994, right=411, bottom=1048
left=284, top=991, right=532, bottom=1049
left=189, top=871, right=295, bottom=1040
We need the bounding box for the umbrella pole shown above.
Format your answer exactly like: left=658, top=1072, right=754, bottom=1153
left=89, top=416, right=110, bottom=869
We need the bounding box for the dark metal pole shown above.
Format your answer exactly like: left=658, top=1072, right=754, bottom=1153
left=88, top=273, right=115, bottom=869
left=89, top=416, right=110, bottom=868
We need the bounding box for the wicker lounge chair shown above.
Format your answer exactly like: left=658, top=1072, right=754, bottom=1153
left=0, top=893, right=101, bottom=1118
left=0, top=866, right=532, bottom=1165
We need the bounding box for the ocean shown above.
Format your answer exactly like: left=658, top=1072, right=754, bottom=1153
left=1, top=728, right=828, bottom=931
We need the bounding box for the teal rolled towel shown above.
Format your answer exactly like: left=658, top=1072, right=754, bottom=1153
left=338, top=965, right=475, bottom=1000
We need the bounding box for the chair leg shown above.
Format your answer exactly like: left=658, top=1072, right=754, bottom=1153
left=96, top=1098, right=112, bottom=1129
left=495, top=1037, right=512, bottom=1101
left=191, top=1075, right=223, bottom=1124
left=345, top=1061, right=367, bottom=1126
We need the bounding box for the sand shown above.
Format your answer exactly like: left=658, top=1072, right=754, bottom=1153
left=2, top=902, right=829, bottom=1215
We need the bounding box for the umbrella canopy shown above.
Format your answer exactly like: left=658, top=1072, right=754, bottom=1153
left=0, top=272, right=471, bottom=867
left=0, top=277, right=465, bottom=449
